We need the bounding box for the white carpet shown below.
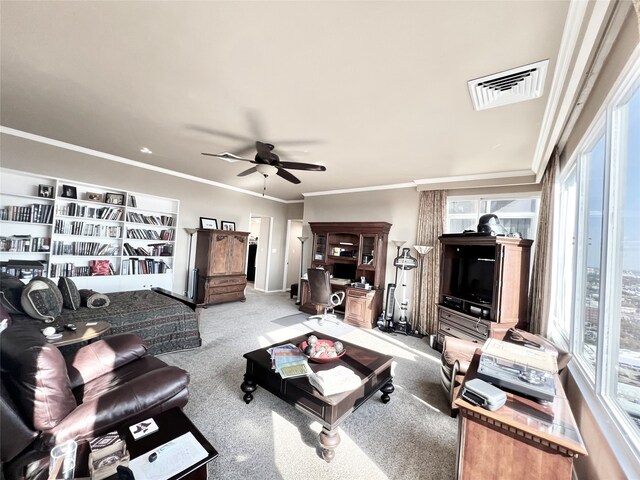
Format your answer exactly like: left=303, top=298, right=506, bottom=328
left=159, top=288, right=457, bottom=480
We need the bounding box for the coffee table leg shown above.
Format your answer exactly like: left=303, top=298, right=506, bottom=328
left=319, top=426, right=341, bottom=463
left=241, top=374, right=256, bottom=404
left=380, top=380, right=394, bottom=403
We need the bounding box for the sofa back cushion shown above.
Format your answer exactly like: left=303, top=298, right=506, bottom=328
left=20, top=277, right=63, bottom=322
left=0, top=273, right=26, bottom=314
left=0, top=323, right=76, bottom=431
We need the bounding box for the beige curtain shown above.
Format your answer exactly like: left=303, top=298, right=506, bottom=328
left=634, top=0, right=640, bottom=34
left=528, top=148, right=559, bottom=335
left=413, top=190, right=446, bottom=335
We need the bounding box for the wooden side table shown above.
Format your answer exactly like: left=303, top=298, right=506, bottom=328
left=454, top=353, right=587, bottom=480
left=47, top=321, right=111, bottom=347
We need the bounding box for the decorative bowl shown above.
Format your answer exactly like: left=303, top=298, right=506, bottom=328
left=299, top=338, right=346, bottom=363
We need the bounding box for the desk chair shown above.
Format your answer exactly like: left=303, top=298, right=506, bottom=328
left=307, top=268, right=345, bottom=326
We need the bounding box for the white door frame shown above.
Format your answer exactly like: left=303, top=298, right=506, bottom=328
left=249, top=213, right=274, bottom=292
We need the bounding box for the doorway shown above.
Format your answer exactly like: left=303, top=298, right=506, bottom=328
left=248, top=214, right=273, bottom=292
left=283, top=219, right=303, bottom=294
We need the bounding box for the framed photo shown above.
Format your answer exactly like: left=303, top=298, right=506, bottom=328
left=105, top=192, right=125, bottom=205
left=61, top=184, right=77, bottom=199
left=221, top=221, right=236, bottom=231
left=86, top=192, right=103, bottom=202
left=38, top=184, right=54, bottom=199
left=200, top=217, right=218, bottom=230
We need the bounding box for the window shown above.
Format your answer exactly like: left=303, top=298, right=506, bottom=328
left=446, top=195, right=539, bottom=240
left=551, top=50, right=640, bottom=466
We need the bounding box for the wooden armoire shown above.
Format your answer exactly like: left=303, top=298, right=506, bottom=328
left=194, top=229, right=249, bottom=305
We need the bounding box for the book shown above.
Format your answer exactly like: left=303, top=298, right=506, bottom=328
left=268, top=343, right=312, bottom=378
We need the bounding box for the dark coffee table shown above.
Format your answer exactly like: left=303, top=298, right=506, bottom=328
left=240, top=331, right=394, bottom=462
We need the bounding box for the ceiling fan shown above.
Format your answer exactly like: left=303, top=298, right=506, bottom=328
left=202, top=141, right=326, bottom=186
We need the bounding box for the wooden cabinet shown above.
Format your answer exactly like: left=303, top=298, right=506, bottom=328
left=195, top=229, right=249, bottom=305
left=304, top=222, right=391, bottom=328
left=436, top=235, right=533, bottom=349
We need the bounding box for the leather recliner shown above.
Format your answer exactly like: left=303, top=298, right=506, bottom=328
left=1, top=322, right=190, bottom=479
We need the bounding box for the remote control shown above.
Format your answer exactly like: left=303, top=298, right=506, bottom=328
left=64, top=324, right=77, bottom=331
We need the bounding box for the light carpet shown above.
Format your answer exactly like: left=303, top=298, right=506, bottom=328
left=159, top=288, right=457, bottom=480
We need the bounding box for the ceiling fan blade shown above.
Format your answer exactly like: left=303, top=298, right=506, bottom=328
left=187, top=125, right=253, bottom=143
left=201, top=152, right=254, bottom=162
left=276, top=168, right=301, bottom=184
left=237, top=166, right=258, bottom=177
left=278, top=161, right=326, bottom=172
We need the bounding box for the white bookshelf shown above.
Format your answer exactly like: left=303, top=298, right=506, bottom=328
left=0, top=168, right=179, bottom=292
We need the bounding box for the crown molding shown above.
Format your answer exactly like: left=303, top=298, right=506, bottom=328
left=532, top=0, right=615, bottom=181
left=0, top=126, right=303, bottom=204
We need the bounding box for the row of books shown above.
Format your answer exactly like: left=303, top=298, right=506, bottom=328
left=0, top=204, right=53, bottom=224
left=126, top=212, right=175, bottom=226
left=123, top=242, right=173, bottom=257
left=54, top=220, right=122, bottom=238
left=50, top=263, right=92, bottom=277
left=57, top=203, right=123, bottom=221
left=0, top=236, right=50, bottom=253
left=122, top=258, right=171, bottom=275
left=126, top=228, right=175, bottom=241
left=51, top=241, right=120, bottom=256
left=268, top=343, right=313, bottom=379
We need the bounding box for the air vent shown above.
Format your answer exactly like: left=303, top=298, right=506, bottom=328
left=468, top=60, right=549, bottom=111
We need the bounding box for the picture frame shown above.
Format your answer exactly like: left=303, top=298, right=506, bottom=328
left=105, top=192, right=125, bottom=206
left=86, top=192, right=103, bottom=202
left=61, top=184, right=77, bottom=199
left=200, top=217, right=218, bottom=230
left=38, top=184, right=54, bottom=199
left=221, top=221, right=236, bottom=231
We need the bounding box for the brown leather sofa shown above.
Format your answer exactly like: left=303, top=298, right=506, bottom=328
left=440, top=328, right=571, bottom=416
left=1, top=322, right=190, bottom=479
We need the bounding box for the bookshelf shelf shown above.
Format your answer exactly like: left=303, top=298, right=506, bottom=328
left=0, top=168, right=179, bottom=292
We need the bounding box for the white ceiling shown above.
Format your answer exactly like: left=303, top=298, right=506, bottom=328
left=0, top=1, right=572, bottom=201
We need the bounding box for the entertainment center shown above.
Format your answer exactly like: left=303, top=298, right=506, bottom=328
left=436, top=234, right=533, bottom=349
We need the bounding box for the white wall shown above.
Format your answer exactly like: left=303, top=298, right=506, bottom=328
left=0, top=133, right=301, bottom=295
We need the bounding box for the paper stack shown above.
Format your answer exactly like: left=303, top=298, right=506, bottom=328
left=308, top=365, right=362, bottom=396
left=88, top=431, right=130, bottom=480
left=269, top=343, right=313, bottom=379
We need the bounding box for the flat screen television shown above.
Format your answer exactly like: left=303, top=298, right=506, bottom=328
left=451, top=257, right=495, bottom=304
left=332, top=262, right=356, bottom=281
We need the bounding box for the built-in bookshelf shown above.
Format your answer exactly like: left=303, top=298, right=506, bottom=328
left=0, top=168, right=179, bottom=292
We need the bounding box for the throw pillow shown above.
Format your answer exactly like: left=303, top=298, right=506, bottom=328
left=79, top=289, right=111, bottom=309
left=20, top=277, right=63, bottom=323
left=58, top=277, right=81, bottom=310
left=0, top=273, right=25, bottom=314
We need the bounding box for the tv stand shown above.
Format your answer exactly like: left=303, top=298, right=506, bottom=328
left=436, top=235, right=533, bottom=349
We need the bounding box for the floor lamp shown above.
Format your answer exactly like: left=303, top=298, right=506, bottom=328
left=184, top=228, right=198, bottom=299
left=412, top=245, right=433, bottom=335
left=296, top=236, right=308, bottom=305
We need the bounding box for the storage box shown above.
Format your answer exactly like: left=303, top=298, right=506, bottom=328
left=461, top=378, right=507, bottom=411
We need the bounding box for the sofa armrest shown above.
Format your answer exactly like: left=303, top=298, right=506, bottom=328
left=65, top=334, right=148, bottom=389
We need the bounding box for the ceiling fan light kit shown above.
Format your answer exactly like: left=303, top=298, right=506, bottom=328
left=202, top=140, right=326, bottom=195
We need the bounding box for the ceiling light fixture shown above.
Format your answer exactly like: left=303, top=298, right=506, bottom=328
left=140, top=147, right=152, bottom=154
left=255, top=164, right=279, bottom=196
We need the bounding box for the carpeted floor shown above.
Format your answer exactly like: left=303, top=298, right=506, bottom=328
left=160, top=288, right=457, bottom=480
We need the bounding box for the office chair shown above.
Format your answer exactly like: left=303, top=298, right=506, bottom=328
left=307, top=268, right=345, bottom=325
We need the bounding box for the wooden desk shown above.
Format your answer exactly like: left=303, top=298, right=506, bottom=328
left=298, top=279, right=383, bottom=329
left=454, top=353, right=587, bottom=480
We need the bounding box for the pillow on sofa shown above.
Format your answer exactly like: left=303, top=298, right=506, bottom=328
left=58, top=277, right=81, bottom=310
left=79, top=289, right=110, bottom=309
left=20, top=277, right=63, bottom=323
left=0, top=273, right=26, bottom=314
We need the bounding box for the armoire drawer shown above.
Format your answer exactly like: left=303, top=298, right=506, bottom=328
left=207, top=275, right=246, bottom=286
